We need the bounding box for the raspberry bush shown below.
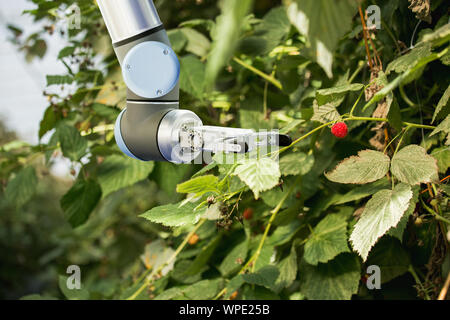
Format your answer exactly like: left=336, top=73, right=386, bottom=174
left=0, top=0, right=449, bottom=300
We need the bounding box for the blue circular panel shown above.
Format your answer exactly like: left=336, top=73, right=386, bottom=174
left=122, top=41, right=180, bottom=99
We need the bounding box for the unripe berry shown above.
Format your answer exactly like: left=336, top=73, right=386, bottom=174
left=243, top=208, right=254, bottom=220
left=331, top=122, right=348, bottom=138
left=188, top=233, right=199, bottom=245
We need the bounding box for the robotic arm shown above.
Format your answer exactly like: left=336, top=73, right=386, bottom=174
left=97, top=0, right=291, bottom=163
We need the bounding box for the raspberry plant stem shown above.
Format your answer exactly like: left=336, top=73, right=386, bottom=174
left=127, top=218, right=207, bottom=300
left=233, top=56, right=283, bottom=90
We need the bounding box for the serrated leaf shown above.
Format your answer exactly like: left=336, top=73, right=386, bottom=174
left=176, top=175, right=219, bottom=196
left=391, top=145, right=439, bottom=185
left=365, top=51, right=442, bottom=110
left=273, top=245, right=297, bottom=293
left=253, top=7, right=291, bottom=54
left=140, top=202, right=204, bottom=227
left=286, top=0, right=358, bottom=77
left=387, top=185, right=419, bottom=241
left=350, top=183, right=413, bottom=261
left=366, top=237, right=410, bottom=284
left=279, top=152, right=314, bottom=176
left=180, top=27, right=211, bottom=57
left=304, top=214, right=350, bottom=265
left=268, top=220, right=302, bottom=247
left=234, top=158, right=281, bottom=199
left=325, top=150, right=390, bottom=184
left=432, top=85, right=450, bottom=123
left=386, top=43, right=432, bottom=75
left=167, top=29, right=188, bottom=52
left=181, top=279, right=223, bottom=300
left=56, top=123, right=88, bottom=161
left=97, top=156, right=153, bottom=198
left=311, top=101, right=340, bottom=124
left=422, top=23, right=450, bottom=47
left=5, top=166, right=38, bottom=208
left=431, top=146, right=450, bottom=174
left=61, top=179, right=102, bottom=228
left=241, top=265, right=280, bottom=291
left=387, top=98, right=403, bottom=132
left=98, top=155, right=154, bottom=197
left=430, top=114, right=450, bottom=138
left=300, top=253, right=361, bottom=300
left=58, top=276, right=90, bottom=300
left=316, top=83, right=364, bottom=106
left=218, top=241, right=248, bottom=277
left=331, top=178, right=391, bottom=205
left=179, top=55, right=206, bottom=100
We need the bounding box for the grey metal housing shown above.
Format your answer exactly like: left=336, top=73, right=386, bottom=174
left=98, top=0, right=180, bottom=161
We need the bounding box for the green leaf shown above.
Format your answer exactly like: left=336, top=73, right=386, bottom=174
left=167, top=29, right=188, bottom=52
left=387, top=98, right=403, bottom=132
left=350, top=183, right=413, bottom=261
left=252, top=7, right=291, bottom=54
left=234, top=158, right=281, bottom=199
left=300, top=253, right=361, bottom=300
left=58, top=46, right=75, bottom=59
left=330, top=178, right=391, bottom=205
left=181, top=279, right=223, bottom=300
left=218, top=241, right=248, bottom=277
left=97, top=155, right=154, bottom=198
left=279, top=152, right=314, bottom=176
left=205, top=0, right=253, bottom=86
left=432, top=85, right=450, bottom=123
left=366, top=237, right=410, bottom=284
left=46, top=75, right=73, bottom=86
left=311, top=101, right=340, bottom=124
left=268, top=220, right=302, bottom=246
left=391, top=145, right=439, bottom=185
left=39, top=106, right=57, bottom=139
left=422, top=23, right=450, bottom=47
left=325, top=150, right=390, bottom=184
left=5, top=166, right=38, bottom=208
left=179, top=55, right=206, bottom=100
left=180, top=27, right=211, bottom=57
left=241, top=265, right=280, bottom=291
left=140, top=202, right=204, bottom=227
left=431, top=146, right=450, bottom=174
left=316, top=83, right=364, bottom=106
left=183, top=235, right=222, bottom=276
left=365, top=51, right=444, bottom=110
left=304, top=214, right=350, bottom=265
left=386, top=43, right=432, bottom=75
left=388, top=186, right=420, bottom=241
left=61, top=179, right=102, bottom=228
left=58, top=276, right=90, bottom=300
left=273, top=245, right=297, bottom=293
left=286, top=0, right=358, bottom=77
left=91, top=103, right=120, bottom=120
left=176, top=175, right=219, bottom=196
left=430, top=114, right=450, bottom=139
left=56, top=123, right=88, bottom=161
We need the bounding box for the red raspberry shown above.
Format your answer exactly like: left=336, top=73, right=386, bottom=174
left=331, top=122, right=348, bottom=138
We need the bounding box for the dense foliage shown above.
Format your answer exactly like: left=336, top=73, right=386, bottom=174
left=1, top=0, right=449, bottom=300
